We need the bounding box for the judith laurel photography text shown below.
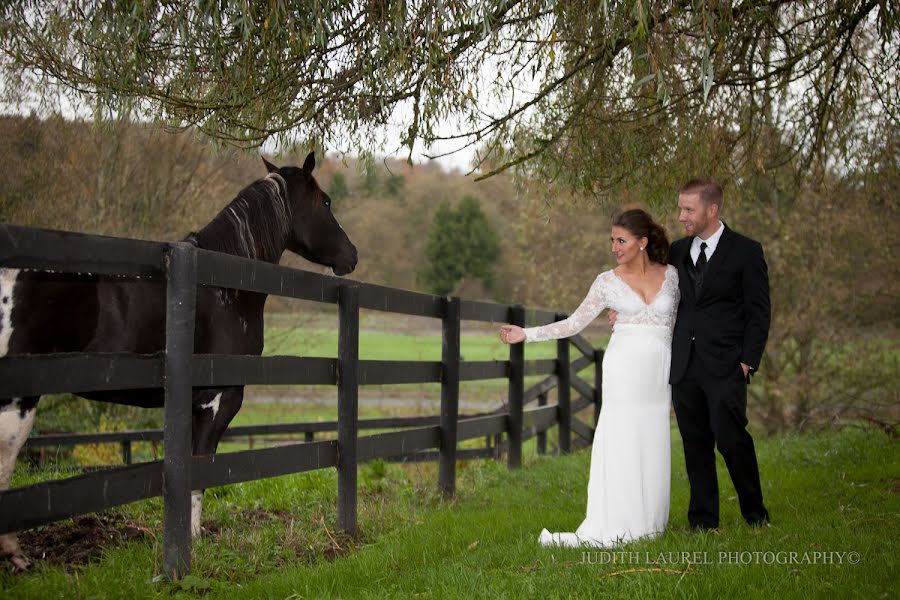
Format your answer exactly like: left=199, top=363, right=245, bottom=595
left=580, top=550, right=861, bottom=566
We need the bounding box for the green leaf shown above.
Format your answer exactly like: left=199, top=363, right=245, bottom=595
left=633, top=73, right=656, bottom=91
left=701, top=46, right=713, bottom=103
left=177, top=575, right=211, bottom=592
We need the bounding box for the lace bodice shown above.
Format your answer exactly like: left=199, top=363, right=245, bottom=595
left=523, top=265, right=679, bottom=342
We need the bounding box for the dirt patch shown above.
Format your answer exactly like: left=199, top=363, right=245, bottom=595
left=18, top=508, right=361, bottom=571
left=19, top=513, right=151, bottom=568
left=201, top=507, right=295, bottom=535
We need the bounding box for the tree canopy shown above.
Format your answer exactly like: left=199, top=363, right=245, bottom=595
left=1, top=1, right=896, bottom=198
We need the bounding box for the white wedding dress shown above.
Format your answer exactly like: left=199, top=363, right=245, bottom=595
left=523, top=265, right=679, bottom=547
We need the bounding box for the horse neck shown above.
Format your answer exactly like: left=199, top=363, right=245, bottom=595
left=195, top=174, right=292, bottom=264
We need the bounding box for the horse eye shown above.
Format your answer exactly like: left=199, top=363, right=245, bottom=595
left=324, top=199, right=331, bottom=208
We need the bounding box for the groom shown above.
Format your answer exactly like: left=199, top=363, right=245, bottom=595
left=668, top=179, right=771, bottom=530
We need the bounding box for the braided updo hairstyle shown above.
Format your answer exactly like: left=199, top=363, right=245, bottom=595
left=611, top=209, right=670, bottom=265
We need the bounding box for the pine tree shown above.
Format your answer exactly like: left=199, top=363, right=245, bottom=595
left=420, top=196, right=500, bottom=296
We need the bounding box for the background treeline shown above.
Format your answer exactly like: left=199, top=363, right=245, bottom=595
left=0, top=113, right=616, bottom=309
left=1, top=113, right=896, bottom=434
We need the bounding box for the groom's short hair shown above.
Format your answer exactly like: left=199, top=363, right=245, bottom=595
left=680, top=179, right=723, bottom=209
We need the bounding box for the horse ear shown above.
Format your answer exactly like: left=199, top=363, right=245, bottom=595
left=262, top=156, right=279, bottom=173
left=303, top=151, right=316, bottom=173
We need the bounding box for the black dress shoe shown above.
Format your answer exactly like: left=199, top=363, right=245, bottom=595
left=691, top=523, right=719, bottom=532
left=746, top=509, right=771, bottom=527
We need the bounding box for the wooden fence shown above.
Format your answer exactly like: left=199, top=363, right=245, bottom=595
left=0, top=224, right=605, bottom=578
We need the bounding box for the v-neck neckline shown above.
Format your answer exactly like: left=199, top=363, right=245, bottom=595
left=611, top=266, right=670, bottom=307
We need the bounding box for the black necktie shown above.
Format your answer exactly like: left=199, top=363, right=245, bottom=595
left=695, top=242, right=708, bottom=291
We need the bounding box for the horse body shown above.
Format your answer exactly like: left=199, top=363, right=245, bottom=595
left=0, top=152, right=356, bottom=570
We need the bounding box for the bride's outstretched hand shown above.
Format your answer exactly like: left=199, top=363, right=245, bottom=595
left=499, top=325, right=526, bottom=344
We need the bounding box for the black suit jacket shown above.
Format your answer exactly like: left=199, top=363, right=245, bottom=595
left=669, top=224, right=771, bottom=384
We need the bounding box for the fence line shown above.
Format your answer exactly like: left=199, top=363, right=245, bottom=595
left=0, top=224, right=604, bottom=579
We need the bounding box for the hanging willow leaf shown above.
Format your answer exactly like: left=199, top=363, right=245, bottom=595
left=0, top=0, right=892, bottom=195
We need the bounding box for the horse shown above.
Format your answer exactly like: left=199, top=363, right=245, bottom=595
left=0, top=151, right=357, bottom=570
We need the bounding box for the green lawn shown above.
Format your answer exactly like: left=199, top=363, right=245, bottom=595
left=4, top=426, right=897, bottom=598
left=257, top=322, right=606, bottom=403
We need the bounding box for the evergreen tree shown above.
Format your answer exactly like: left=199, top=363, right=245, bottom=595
left=420, top=196, right=501, bottom=296
left=383, top=174, right=405, bottom=197
left=329, top=172, right=349, bottom=201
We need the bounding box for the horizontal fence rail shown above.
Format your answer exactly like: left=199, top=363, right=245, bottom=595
left=23, top=412, right=508, bottom=450
left=1, top=354, right=574, bottom=397
left=0, top=224, right=606, bottom=578
left=0, top=224, right=167, bottom=277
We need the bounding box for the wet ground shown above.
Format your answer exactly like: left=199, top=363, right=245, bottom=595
left=18, top=513, right=151, bottom=568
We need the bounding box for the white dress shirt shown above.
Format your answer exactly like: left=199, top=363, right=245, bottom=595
left=690, top=221, right=725, bottom=266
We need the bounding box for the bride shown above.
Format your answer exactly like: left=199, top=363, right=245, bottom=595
left=499, top=209, right=679, bottom=547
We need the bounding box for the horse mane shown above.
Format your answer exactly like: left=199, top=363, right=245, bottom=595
left=190, top=173, right=293, bottom=263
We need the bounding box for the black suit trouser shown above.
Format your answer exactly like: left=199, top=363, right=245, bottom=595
left=672, top=347, right=769, bottom=528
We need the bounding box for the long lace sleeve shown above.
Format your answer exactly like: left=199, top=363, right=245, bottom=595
left=522, top=274, right=607, bottom=342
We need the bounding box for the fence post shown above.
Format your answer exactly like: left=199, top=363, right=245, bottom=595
left=439, top=296, right=460, bottom=496
left=593, top=349, right=604, bottom=426
left=163, top=241, right=197, bottom=580
left=121, top=439, right=132, bottom=465
left=337, top=284, right=359, bottom=536
left=507, top=305, right=525, bottom=469
left=556, top=312, right=571, bottom=454
left=536, top=392, right=547, bottom=455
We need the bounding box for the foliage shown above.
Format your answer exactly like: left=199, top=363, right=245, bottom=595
left=32, top=395, right=163, bottom=436
left=328, top=172, right=350, bottom=201
left=70, top=415, right=130, bottom=467
left=362, top=161, right=381, bottom=196
left=0, top=2, right=895, bottom=202
left=29, top=394, right=163, bottom=467
left=0, top=113, right=257, bottom=240
left=420, top=195, right=502, bottom=296
left=731, top=157, right=900, bottom=434
left=383, top=173, right=405, bottom=197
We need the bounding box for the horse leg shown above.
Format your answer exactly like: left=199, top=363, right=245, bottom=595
left=0, top=397, right=38, bottom=571
left=190, top=387, right=244, bottom=537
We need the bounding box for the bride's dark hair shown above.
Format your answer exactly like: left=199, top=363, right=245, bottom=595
left=612, top=209, right=670, bottom=265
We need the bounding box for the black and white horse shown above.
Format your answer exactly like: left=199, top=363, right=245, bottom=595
left=0, top=152, right=357, bottom=570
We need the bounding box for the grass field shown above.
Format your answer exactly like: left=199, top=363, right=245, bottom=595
left=9, top=310, right=896, bottom=597
left=3, top=425, right=897, bottom=598
left=253, top=311, right=608, bottom=404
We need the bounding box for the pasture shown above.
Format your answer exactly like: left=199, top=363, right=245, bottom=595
left=2, top=422, right=896, bottom=598
left=3, top=258, right=894, bottom=598
left=6, top=313, right=897, bottom=597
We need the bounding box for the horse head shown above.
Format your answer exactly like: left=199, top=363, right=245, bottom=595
left=262, top=152, right=357, bottom=276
